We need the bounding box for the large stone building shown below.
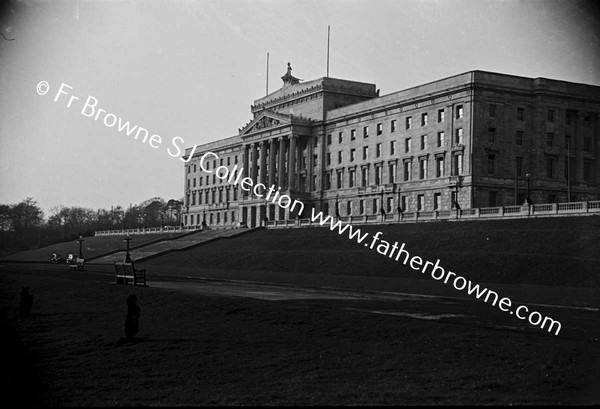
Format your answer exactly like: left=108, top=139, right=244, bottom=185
left=182, top=67, right=600, bottom=228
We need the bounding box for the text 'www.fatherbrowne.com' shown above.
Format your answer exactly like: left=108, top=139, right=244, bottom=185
left=310, top=208, right=562, bottom=336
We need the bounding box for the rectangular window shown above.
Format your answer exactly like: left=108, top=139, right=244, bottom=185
left=234, top=155, right=238, bottom=164
left=406, top=116, right=412, bottom=130
left=456, top=105, right=464, bottom=119
left=389, top=163, right=396, bottom=183
left=438, top=109, right=445, bottom=123
left=363, top=146, right=369, bottom=160
left=390, top=140, right=396, bottom=155
left=403, top=161, right=411, bottom=181
left=489, top=104, right=496, bottom=118
left=199, top=177, right=202, bottom=186
left=363, top=126, right=369, bottom=138
left=376, top=143, right=382, bottom=158
left=437, top=131, right=444, bottom=147
left=325, top=173, right=331, bottom=190
left=375, top=166, right=382, bottom=185
left=377, top=123, right=383, bottom=135
left=361, top=167, right=369, bottom=187
left=517, top=107, right=524, bottom=121
left=488, top=127, right=496, bottom=143
left=455, top=128, right=463, bottom=145
left=405, top=138, right=411, bottom=153
left=401, top=195, right=407, bottom=212
left=452, top=153, right=463, bottom=175
left=338, top=151, right=343, bottom=164
left=387, top=197, right=393, bottom=213
left=433, top=193, right=441, bottom=210
left=372, top=198, right=378, bottom=214
left=516, top=131, right=523, bottom=146
left=487, top=154, right=495, bottom=175
left=337, top=170, right=343, bottom=189
left=547, top=132, right=554, bottom=147
left=417, top=195, right=424, bottom=211
left=516, top=157, right=523, bottom=177
left=327, top=134, right=332, bottom=145
left=187, top=166, right=191, bottom=174
left=436, top=156, right=444, bottom=177
left=350, top=148, right=356, bottom=162
left=192, top=178, right=196, bottom=187
left=351, top=129, right=356, bottom=141
left=419, top=158, right=427, bottom=179
left=338, top=132, right=343, bottom=143
left=193, top=164, right=197, bottom=173
left=313, top=136, right=318, bottom=147
left=421, top=113, right=428, bottom=126
left=548, top=109, right=555, bottom=123
left=187, top=179, right=190, bottom=189
left=360, top=200, right=365, bottom=215
left=219, top=158, right=223, bottom=166
left=326, top=152, right=331, bottom=166
left=391, top=119, right=397, bottom=132
left=349, top=169, right=355, bottom=188
left=420, top=134, right=426, bottom=150
left=346, top=201, right=352, bottom=216
left=227, top=157, right=231, bottom=166
left=191, top=192, right=196, bottom=205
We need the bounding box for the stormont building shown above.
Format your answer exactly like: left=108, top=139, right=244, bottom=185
left=181, top=66, right=600, bottom=228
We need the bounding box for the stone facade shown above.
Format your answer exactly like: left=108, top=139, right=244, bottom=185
left=182, top=68, right=600, bottom=228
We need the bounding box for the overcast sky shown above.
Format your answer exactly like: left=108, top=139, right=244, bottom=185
left=1, top=0, right=599, bottom=216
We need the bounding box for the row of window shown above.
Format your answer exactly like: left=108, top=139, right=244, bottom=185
left=184, top=210, right=236, bottom=226
left=489, top=104, right=594, bottom=127
left=186, top=187, right=239, bottom=206
left=325, top=193, right=454, bottom=216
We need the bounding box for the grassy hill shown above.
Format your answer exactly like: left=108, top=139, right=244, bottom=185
left=146, top=216, right=600, bottom=288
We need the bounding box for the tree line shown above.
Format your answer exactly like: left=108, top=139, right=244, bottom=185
left=0, top=197, right=183, bottom=255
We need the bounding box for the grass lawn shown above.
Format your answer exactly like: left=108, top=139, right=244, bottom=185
left=1, top=267, right=598, bottom=406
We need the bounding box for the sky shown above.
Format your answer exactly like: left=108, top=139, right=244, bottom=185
left=1, top=0, right=599, bottom=217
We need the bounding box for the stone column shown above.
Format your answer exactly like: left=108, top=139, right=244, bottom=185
left=269, top=138, right=277, bottom=188
left=278, top=136, right=287, bottom=189
left=242, top=144, right=249, bottom=178
left=251, top=142, right=258, bottom=182
left=259, top=141, right=267, bottom=185
left=308, top=136, right=314, bottom=191
left=288, top=135, right=297, bottom=190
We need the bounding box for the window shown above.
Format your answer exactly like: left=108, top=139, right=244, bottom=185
left=417, top=195, right=424, bottom=211
left=376, top=143, right=382, bottom=158
left=516, top=157, right=523, bottom=177
left=438, top=109, right=445, bottom=123
left=584, top=136, right=592, bottom=152
left=433, top=193, right=441, bottom=210
left=456, top=105, right=464, bottom=119
left=327, top=134, right=332, bottom=145
left=400, top=195, right=408, bottom=212
left=346, top=201, right=352, bottom=216
left=548, top=109, right=555, bottom=123
left=547, top=132, right=554, bottom=147
left=199, top=193, right=202, bottom=205
left=419, top=158, right=428, bottom=179
left=359, top=200, right=365, bottom=215
left=436, top=156, right=444, bottom=177
left=390, top=140, right=396, bottom=155
left=199, top=177, right=203, bottom=186
left=372, top=198, right=378, bottom=214
left=219, top=158, right=223, bottom=166
left=363, top=146, right=369, bottom=160
left=565, top=112, right=572, bottom=126
left=516, top=131, right=523, bottom=146
left=193, top=178, right=197, bottom=187
left=517, top=107, right=524, bottom=121
left=421, top=113, right=428, bottom=126
left=451, top=191, right=458, bottom=209
left=206, top=175, right=209, bottom=185
left=193, top=164, right=197, bottom=173
left=350, top=148, right=356, bottom=162
left=313, top=136, right=318, bottom=147
left=488, top=128, right=496, bottom=143
left=212, top=175, right=216, bottom=184
left=363, top=126, right=369, bottom=138
left=375, top=166, right=382, bottom=185
left=234, top=155, right=238, bottom=164
left=325, top=173, right=331, bottom=190
left=437, top=131, right=444, bottom=147
left=351, top=129, right=356, bottom=141
left=361, top=167, right=369, bottom=187
left=391, top=119, right=397, bottom=132
left=187, top=179, right=190, bottom=189
left=389, top=163, right=396, bottom=183
left=338, top=132, right=343, bottom=143
left=349, top=169, right=355, bottom=187
left=233, top=187, right=238, bottom=200
left=326, top=152, right=331, bottom=166
left=377, top=123, right=383, bottom=135
left=187, top=166, right=191, bottom=174
left=489, top=104, right=496, bottom=118
left=227, top=157, right=231, bottom=166
left=455, top=128, right=463, bottom=145
left=338, top=151, right=343, bottom=164
left=403, top=161, right=411, bottom=181
left=487, top=154, right=496, bottom=175
left=420, top=135, right=426, bottom=150
left=337, top=170, right=343, bottom=189
left=218, top=190, right=222, bottom=203
left=452, top=153, right=463, bottom=175
left=546, top=156, right=555, bottom=178
left=405, top=138, right=411, bottom=153
left=387, top=197, right=393, bottom=213
left=191, top=192, right=196, bottom=205
left=406, top=116, right=412, bottom=129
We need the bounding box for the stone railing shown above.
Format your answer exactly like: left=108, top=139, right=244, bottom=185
left=265, top=200, right=600, bottom=228
left=95, top=225, right=201, bottom=236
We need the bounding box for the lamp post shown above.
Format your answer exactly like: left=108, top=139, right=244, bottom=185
left=525, top=173, right=531, bottom=205
left=123, top=236, right=132, bottom=263
left=449, top=182, right=460, bottom=219
left=77, top=236, right=84, bottom=259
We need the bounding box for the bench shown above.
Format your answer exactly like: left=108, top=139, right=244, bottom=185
left=114, top=262, right=147, bottom=286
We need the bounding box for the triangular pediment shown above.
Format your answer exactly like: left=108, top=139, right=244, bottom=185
left=239, top=110, right=291, bottom=136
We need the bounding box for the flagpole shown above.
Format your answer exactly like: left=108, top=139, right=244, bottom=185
left=326, top=26, right=331, bottom=77
left=266, top=52, right=269, bottom=96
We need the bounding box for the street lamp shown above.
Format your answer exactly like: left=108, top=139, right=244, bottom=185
left=77, top=236, right=84, bottom=259
left=123, top=236, right=132, bottom=263
left=525, top=173, right=531, bottom=205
